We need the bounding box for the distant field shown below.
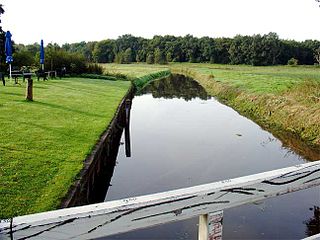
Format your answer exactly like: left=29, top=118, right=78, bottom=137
left=101, top=63, right=168, bottom=78
left=102, top=63, right=320, bottom=94
left=170, top=63, right=320, bottom=94
left=0, top=78, right=130, bottom=218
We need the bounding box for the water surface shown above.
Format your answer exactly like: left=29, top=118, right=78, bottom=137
left=104, top=74, right=319, bottom=239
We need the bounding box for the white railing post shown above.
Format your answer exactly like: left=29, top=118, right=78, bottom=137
left=198, top=214, right=208, bottom=240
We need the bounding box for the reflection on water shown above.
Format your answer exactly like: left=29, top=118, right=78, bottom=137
left=140, top=74, right=210, bottom=101
left=103, top=74, right=320, bottom=239
left=305, top=206, right=320, bottom=237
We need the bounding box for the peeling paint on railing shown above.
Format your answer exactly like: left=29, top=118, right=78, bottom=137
left=1, top=161, right=320, bottom=240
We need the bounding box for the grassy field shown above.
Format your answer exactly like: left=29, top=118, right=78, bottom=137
left=102, top=63, right=168, bottom=78
left=0, top=78, right=130, bottom=218
left=171, top=63, right=320, bottom=94
left=102, top=63, right=320, bottom=148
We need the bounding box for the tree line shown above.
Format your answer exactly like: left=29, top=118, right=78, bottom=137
left=61, top=33, right=320, bottom=66
left=4, top=33, right=320, bottom=72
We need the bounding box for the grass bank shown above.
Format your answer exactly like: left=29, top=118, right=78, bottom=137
left=170, top=63, right=320, bottom=150
left=101, top=63, right=168, bottom=78
left=102, top=63, right=171, bottom=91
left=0, top=78, right=130, bottom=218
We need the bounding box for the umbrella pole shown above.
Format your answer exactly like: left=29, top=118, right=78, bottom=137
left=41, top=64, right=44, bottom=71
left=9, top=64, right=12, bottom=79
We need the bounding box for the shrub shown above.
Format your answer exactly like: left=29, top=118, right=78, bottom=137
left=288, top=58, right=299, bottom=66
left=86, top=63, right=103, bottom=74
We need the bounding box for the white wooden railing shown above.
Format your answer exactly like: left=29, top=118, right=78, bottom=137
left=1, top=161, right=320, bottom=240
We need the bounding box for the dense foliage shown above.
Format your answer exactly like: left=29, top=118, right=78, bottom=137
left=11, top=43, right=101, bottom=74
left=9, top=33, right=320, bottom=70
left=0, top=4, right=5, bottom=72
left=60, top=33, right=320, bottom=66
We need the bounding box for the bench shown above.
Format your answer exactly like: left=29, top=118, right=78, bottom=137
left=45, top=71, right=57, bottom=79
left=35, top=70, right=48, bottom=81
left=11, top=71, right=23, bottom=84
left=23, top=73, right=33, bottom=81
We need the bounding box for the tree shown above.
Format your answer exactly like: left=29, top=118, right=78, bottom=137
left=314, top=48, right=320, bottom=65
left=123, top=48, right=133, bottom=63
left=136, top=49, right=146, bottom=62
left=13, top=50, right=35, bottom=68
left=154, top=48, right=167, bottom=64
left=0, top=4, right=5, bottom=72
left=92, top=40, right=115, bottom=63
left=146, top=52, right=154, bottom=64
left=0, top=4, right=4, bottom=32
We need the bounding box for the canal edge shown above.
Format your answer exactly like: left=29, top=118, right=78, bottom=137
left=60, top=84, right=135, bottom=208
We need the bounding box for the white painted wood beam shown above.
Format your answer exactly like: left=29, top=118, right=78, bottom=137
left=1, top=161, right=319, bottom=240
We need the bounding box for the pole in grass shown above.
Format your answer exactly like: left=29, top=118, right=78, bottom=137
left=5, top=31, right=13, bottom=79
left=40, top=39, right=45, bottom=71
left=24, top=72, right=33, bottom=101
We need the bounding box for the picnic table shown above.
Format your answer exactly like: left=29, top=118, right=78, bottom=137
left=11, top=70, right=23, bottom=84
left=36, top=70, right=57, bottom=80
left=23, top=72, right=33, bottom=81
left=45, top=71, right=57, bottom=79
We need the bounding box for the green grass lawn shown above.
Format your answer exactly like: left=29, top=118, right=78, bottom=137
left=170, top=63, right=320, bottom=94
left=0, top=78, right=130, bottom=218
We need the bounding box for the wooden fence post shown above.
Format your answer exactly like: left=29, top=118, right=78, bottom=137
left=26, top=79, right=33, bottom=101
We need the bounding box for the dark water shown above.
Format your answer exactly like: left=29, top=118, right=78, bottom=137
left=104, top=74, right=320, bottom=239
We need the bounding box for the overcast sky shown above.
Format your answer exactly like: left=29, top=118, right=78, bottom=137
left=1, top=0, right=319, bottom=46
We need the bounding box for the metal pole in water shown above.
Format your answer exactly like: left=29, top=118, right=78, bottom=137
left=125, top=99, right=131, bottom=157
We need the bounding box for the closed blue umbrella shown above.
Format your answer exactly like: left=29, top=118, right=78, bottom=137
left=5, top=31, right=13, bottom=78
left=40, top=39, right=44, bottom=70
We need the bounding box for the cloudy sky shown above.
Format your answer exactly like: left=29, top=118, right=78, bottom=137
left=1, top=0, right=319, bottom=45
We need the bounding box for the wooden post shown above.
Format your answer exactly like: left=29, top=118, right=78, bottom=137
left=208, top=211, right=223, bottom=240
left=199, top=214, right=208, bottom=240
left=26, top=79, right=33, bottom=101
left=199, top=211, right=223, bottom=240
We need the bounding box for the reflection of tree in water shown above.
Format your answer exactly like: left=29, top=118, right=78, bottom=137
left=140, top=74, right=210, bottom=101
left=304, top=206, right=320, bottom=237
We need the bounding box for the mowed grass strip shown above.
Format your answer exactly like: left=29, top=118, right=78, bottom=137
left=0, top=78, right=130, bottom=218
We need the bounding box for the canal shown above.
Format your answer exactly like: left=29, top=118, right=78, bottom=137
left=103, top=74, right=319, bottom=239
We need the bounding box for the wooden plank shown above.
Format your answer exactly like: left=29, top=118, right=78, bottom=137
left=1, top=161, right=320, bottom=240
